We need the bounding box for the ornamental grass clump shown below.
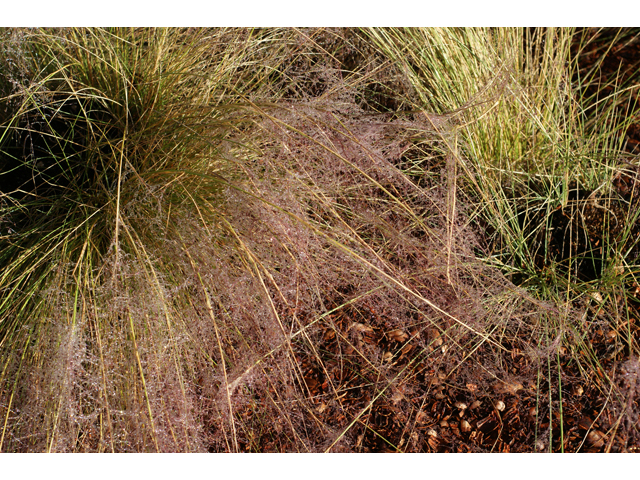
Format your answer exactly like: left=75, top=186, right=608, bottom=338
left=0, top=27, right=273, bottom=451
left=365, top=28, right=639, bottom=281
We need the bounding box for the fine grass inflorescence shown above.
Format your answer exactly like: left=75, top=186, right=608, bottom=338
left=0, top=27, right=638, bottom=452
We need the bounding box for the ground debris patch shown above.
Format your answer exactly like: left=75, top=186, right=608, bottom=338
left=287, top=296, right=640, bottom=452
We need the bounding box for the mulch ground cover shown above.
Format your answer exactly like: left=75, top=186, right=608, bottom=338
left=289, top=297, right=640, bottom=452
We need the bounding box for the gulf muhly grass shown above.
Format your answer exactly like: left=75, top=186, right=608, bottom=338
left=0, top=27, right=638, bottom=452
left=0, top=27, right=290, bottom=452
